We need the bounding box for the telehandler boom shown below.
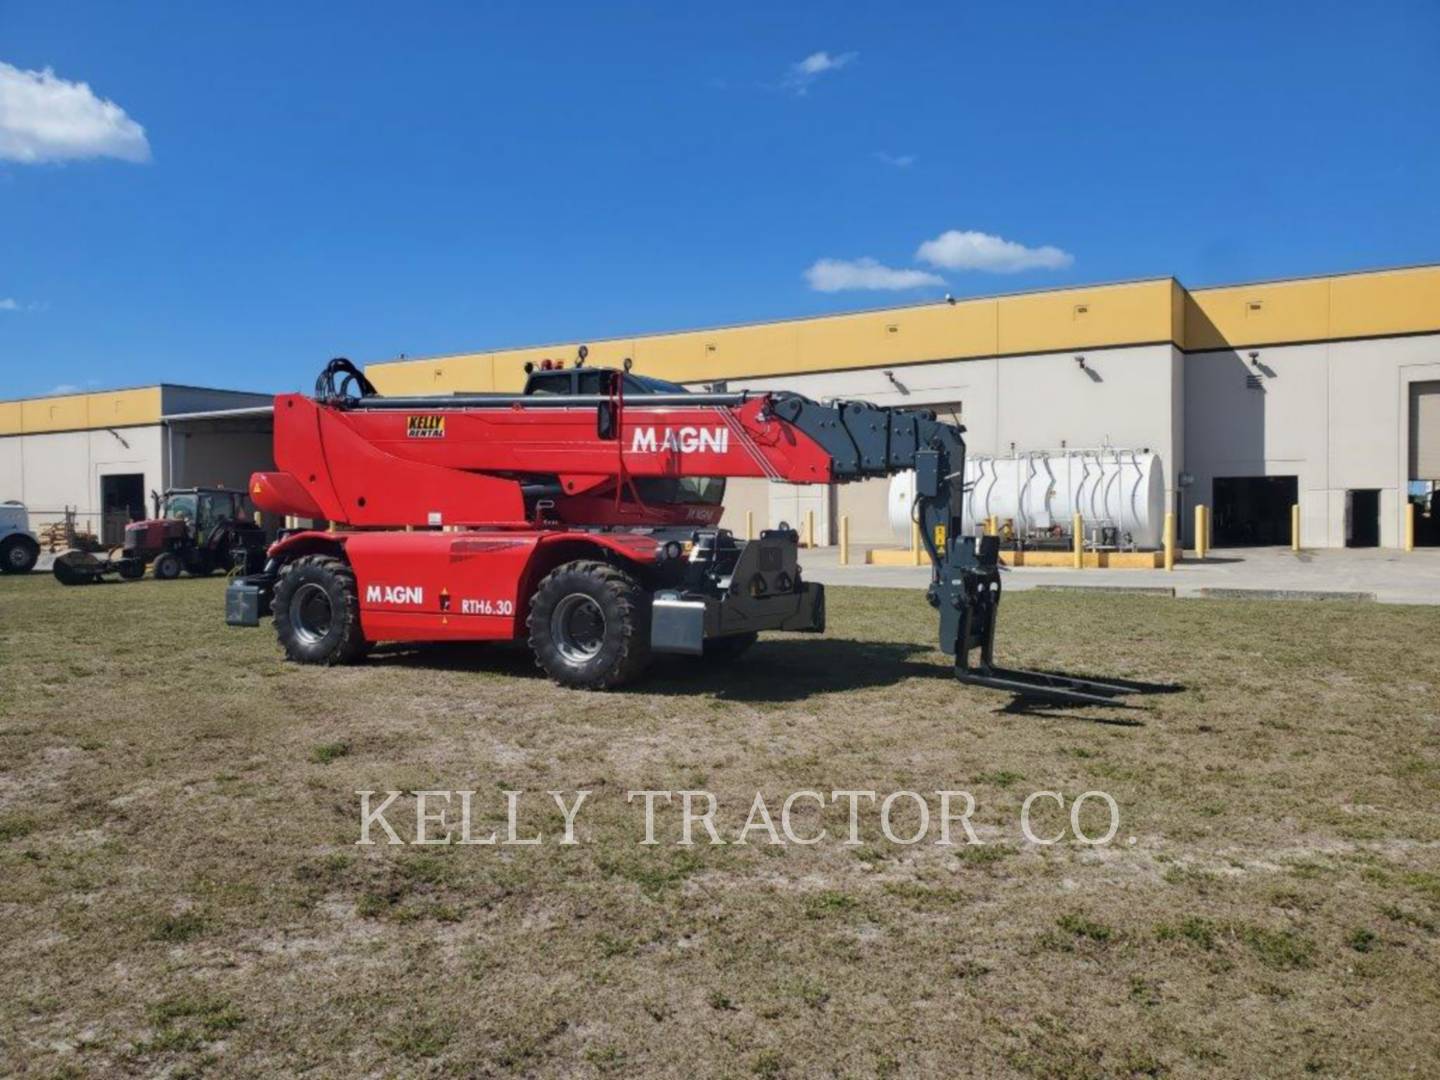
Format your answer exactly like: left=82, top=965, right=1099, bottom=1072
left=228, top=357, right=1132, bottom=704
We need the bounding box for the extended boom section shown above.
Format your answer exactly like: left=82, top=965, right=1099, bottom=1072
left=229, top=358, right=1132, bottom=703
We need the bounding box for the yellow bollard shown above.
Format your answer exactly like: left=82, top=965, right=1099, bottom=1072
left=1194, top=504, right=1208, bottom=559
left=1163, top=512, right=1176, bottom=571
left=1405, top=502, right=1416, bottom=553
left=911, top=520, right=922, bottom=566
left=839, top=515, right=850, bottom=565
left=1291, top=504, right=1300, bottom=551
left=805, top=509, right=815, bottom=548
left=745, top=510, right=754, bottom=541
left=1072, top=513, right=1083, bottom=569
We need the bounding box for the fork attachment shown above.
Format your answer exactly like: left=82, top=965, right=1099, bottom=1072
left=935, top=535, right=1138, bottom=707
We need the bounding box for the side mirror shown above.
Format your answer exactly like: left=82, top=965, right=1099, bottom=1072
left=597, top=400, right=616, bottom=440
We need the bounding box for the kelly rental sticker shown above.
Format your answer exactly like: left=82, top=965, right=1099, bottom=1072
left=406, top=413, right=446, bottom=439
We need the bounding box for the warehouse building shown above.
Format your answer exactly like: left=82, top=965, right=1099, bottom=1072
left=0, top=385, right=272, bottom=545
left=3, top=264, right=1437, bottom=551
left=364, top=264, right=1440, bottom=551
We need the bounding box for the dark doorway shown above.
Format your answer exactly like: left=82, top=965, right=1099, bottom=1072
left=100, top=473, right=145, bottom=546
left=1345, top=489, right=1380, bottom=548
left=1212, top=475, right=1298, bottom=547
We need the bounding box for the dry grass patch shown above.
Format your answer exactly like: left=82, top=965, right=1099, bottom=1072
left=1, top=573, right=1438, bottom=1076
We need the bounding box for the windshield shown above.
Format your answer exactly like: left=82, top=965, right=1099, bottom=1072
left=165, top=493, right=197, bottom=523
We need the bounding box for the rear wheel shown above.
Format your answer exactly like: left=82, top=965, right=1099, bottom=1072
left=152, top=551, right=182, bottom=580
left=0, top=535, right=39, bottom=574
left=272, top=554, right=369, bottom=665
left=527, top=560, right=651, bottom=689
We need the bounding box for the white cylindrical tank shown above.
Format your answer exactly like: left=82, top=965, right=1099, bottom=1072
left=887, top=449, right=1166, bottom=549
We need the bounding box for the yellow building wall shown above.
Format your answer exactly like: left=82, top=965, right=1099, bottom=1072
left=363, top=265, right=1440, bottom=392
left=997, top=279, right=1175, bottom=355
left=0, top=387, right=162, bottom=436
left=1328, top=265, right=1440, bottom=340
left=1184, top=265, right=1440, bottom=351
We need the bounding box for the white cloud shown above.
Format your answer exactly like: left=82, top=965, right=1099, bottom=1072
left=0, top=62, right=150, bottom=164
left=874, top=151, right=915, bottom=169
left=916, top=230, right=1073, bottom=273
left=0, top=298, right=17, bottom=310
left=783, top=51, right=856, bottom=94
left=804, top=257, right=945, bottom=293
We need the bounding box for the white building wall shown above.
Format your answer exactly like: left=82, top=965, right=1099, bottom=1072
left=1183, top=332, right=1440, bottom=548
left=0, top=425, right=166, bottom=535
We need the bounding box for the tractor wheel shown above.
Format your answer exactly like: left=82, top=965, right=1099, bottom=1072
left=703, top=631, right=759, bottom=661
left=0, top=535, right=39, bottom=574
left=117, top=559, right=145, bottom=580
left=186, top=553, right=216, bottom=577
left=152, top=551, right=183, bottom=580
left=272, top=555, right=369, bottom=665
left=527, top=559, right=651, bottom=689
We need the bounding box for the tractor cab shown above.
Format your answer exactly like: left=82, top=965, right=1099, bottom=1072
left=146, top=488, right=256, bottom=548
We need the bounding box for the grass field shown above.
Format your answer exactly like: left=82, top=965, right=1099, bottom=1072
left=2, top=572, right=1439, bottom=1078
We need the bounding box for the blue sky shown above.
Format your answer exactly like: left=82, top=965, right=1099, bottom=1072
left=2, top=2, right=1438, bottom=397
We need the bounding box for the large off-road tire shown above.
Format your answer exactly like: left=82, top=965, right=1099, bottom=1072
left=151, top=551, right=183, bottom=580
left=1, top=535, right=39, bottom=574
left=702, top=631, right=759, bottom=661
left=117, top=559, right=145, bottom=580
left=272, top=555, right=369, bottom=665
left=527, top=559, right=651, bottom=689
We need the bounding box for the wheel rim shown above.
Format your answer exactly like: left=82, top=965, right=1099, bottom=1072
left=291, top=582, right=334, bottom=646
left=550, top=593, right=607, bottom=665
left=7, top=545, right=26, bottom=568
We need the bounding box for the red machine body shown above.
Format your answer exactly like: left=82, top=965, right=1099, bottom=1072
left=255, top=391, right=834, bottom=531
left=230, top=357, right=1138, bottom=704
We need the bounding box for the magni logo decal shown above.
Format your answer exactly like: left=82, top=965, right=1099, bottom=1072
left=629, top=426, right=730, bottom=454
left=365, top=584, right=424, bottom=605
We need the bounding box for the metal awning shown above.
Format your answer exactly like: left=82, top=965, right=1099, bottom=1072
left=163, top=405, right=274, bottom=422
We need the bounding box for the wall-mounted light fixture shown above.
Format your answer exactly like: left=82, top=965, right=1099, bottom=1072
left=1248, top=351, right=1261, bottom=369
left=882, top=369, right=910, bottom=395
left=1075, top=355, right=1087, bottom=371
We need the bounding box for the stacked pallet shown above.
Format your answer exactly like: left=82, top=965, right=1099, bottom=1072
left=37, top=509, right=102, bottom=553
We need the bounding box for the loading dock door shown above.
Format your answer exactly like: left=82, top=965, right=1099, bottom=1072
left=1212, top=475, right=1298, bottom=547
left=1411, top=381, right=1440, bottom=481
left=100, top=473, right=145, bottom=546
left=1345, top=489, right=1380, bottom=548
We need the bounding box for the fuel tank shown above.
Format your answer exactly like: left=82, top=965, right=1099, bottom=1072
left=889, top=449, right=1166, bottom=549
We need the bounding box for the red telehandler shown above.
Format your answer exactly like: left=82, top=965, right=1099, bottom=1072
left=227, top=357, right=1134, bottom=705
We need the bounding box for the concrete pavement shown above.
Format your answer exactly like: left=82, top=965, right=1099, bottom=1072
left=800, top=545, right=1440, bottom=606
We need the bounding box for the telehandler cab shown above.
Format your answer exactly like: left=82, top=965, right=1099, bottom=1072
left=228, top=356, right=1135, bottom=705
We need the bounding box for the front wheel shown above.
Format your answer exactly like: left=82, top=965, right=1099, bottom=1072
left=151, top=551, right=182, bottom=580
left=0, top=535, right=39, bottom=574
left=527, top=560, right=651, bottom=689
left=272, top=555, right=369, bottom=665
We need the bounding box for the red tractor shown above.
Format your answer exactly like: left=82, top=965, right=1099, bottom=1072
left=226, top=357, right=1134, bottom=705
left=55, top=487, right=266, bottom=585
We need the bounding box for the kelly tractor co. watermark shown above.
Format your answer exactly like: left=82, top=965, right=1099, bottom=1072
left=355, top=788, right=1123, bottom=848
